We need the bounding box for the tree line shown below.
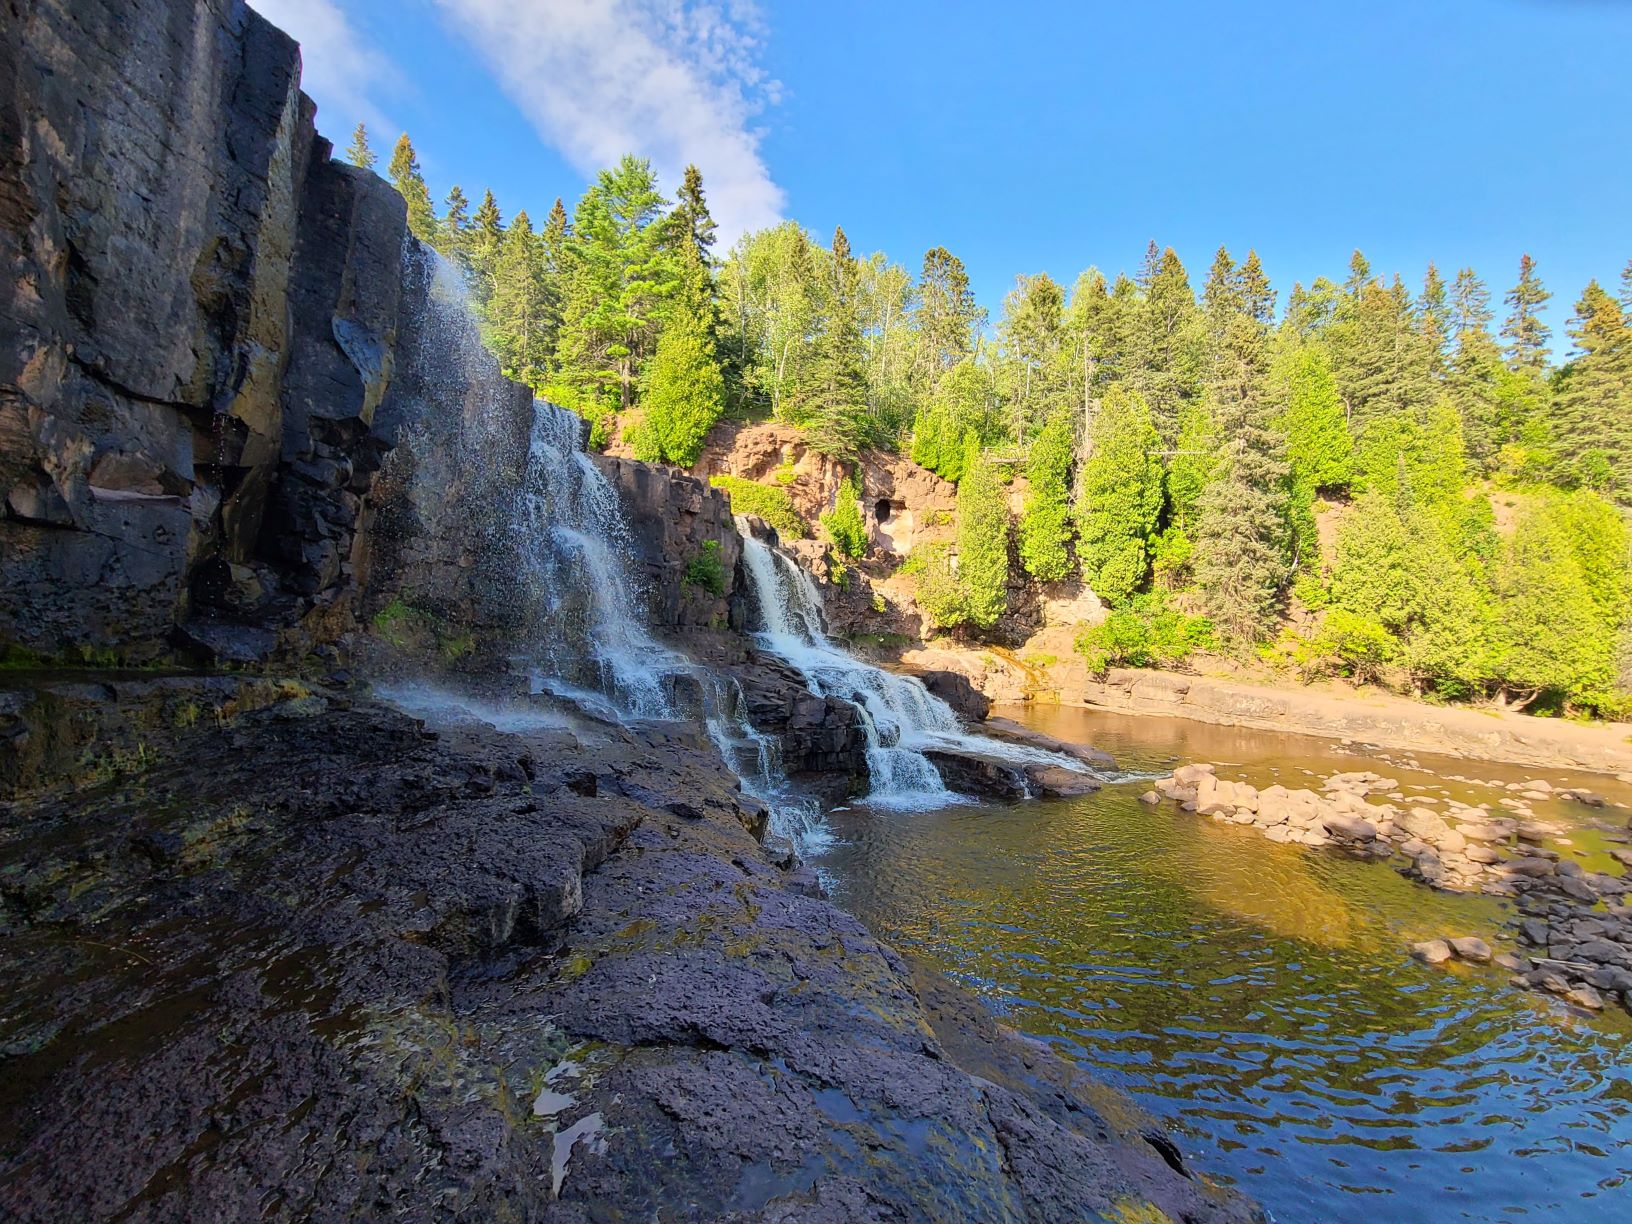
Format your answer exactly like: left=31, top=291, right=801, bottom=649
left=352, top=124, right=1632, bottom=717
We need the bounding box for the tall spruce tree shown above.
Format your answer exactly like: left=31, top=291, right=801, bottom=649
left=346, top=122, right=376, bottom=170
left=915, top=247, right=984, bottom=386
left=1194, top=250, right=1291, bottom=644
left=387, top=133, right=438, bottom=244
left=1553, top=279, right=1632, bottom=494
left=1502, top=253, right=1552, bottom=371
left=800, top=226, right=870, bottom=458
left=468, top=189, right=504, bottom=305
left=437, top=185, right=471, bottom=266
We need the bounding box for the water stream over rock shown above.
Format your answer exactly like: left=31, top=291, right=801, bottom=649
left=739, top=532, right=1094, bottom=809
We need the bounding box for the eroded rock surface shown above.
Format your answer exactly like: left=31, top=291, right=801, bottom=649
left=0, top=689, right=1257, bottom=1222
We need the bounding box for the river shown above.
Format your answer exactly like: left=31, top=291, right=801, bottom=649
left=814, top=704, right=1632, bottom=1222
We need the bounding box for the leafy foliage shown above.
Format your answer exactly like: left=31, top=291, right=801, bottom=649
left=821, top=475, right=867, bottom=558
left=1075, top=596, right=1214, bottom=674
left=708, top=475, right=809, bottom=539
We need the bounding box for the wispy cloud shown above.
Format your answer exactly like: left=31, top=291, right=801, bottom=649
left=251, top=0, right=401, bottom=140
left=434, top=0, right=787, bottom=239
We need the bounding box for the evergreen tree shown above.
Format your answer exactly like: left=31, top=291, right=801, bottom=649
left=468, top=189, right=504, bottom=304
left=915, top=247, right=984, bottom=386
left=955, top=434, right=1011, bottom=628
left=485, top=211, right=550, bottom=388
left=1018, top=401, right=1076, bottom=582
left=387, top=133, right=438, bottom=244
left=630, top=238, right=725, bottom=467
left=1164, top=398, right=1216, bottom=536
left=554, top=156, right=678, bottom=423
left=1129, top=247, right=1205, bottom=442
left=1194, top=250, right=1291, bottom=644
left=997, top=273, right=1066, bottom=439
left=1552, top=279, right=1632, bottom=494
left=1274, top=343, right=1353, bottom=491
left=346, top=122, right=376, bottom=170
left=1502, top=253, right=1552, bottom=371
left=1418, top=262, right=1451, bottom=367
left=671, top=164, right=718, bottom=264
left=800, top=226, right=870, bottom=458
left=1493, top=503, right=1618, bottom=710
left=1075, top=384, right=1163, bottom=604
left=437, top=184, right=471, bottom=266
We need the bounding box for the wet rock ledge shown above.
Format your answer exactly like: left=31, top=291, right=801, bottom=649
left=0, top=678, right=1259, bottom=1222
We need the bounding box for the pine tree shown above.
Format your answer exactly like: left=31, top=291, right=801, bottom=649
left=1502, top=253, right=1552, bottom=371
left=1128, top=247, right=1205, bottom=442
left=915, top=247, right=984, bottom=386
left=997, top=273, right=1066, bottom=439
left=346, top=122, right=376, bottom=170
left=468, top=189, right=504, bottom=304
left=485, top=211, right=550, bottom=388
left=1418, top=262, right=1450, bottom=368
left=671, top=164, right=718, bottom=264
left=1018, top=400, right=1077, bottom=582
left=387, top=133, right=438, bottom=244
left=437, top=185, right=471, bottom=266
left=629, top=215, right=725, bottom=467
left=1552, top=279, right=1632, bottom=494
left=553, top=156, right=679, bottom=423
left=800, top=226, right=870, bottom=459
left=1194, top=250, right=1291, bottom=644
left=1075, top=384, right=1163, bottom=604
left=955, top=434, right=1011, bottom=628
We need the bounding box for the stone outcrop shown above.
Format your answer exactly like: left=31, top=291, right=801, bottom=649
left=1, top=0, right=530, bottom=667
left=0, top=684, right=1258, bottom=1222
left=595, top=454, right=742, bottom=633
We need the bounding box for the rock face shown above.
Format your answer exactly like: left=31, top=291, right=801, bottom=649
left=0, top=0, right=529, bottom=666
left=595, top=454, right=742, bottom=632
left=0, top=686, right=1257, bottom=1223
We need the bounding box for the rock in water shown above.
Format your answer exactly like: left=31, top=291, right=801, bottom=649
left=1412, top=939, right=1454, bottom=965
left=1449, top=937, right=1492, bottom=963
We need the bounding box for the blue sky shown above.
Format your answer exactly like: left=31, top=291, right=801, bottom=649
left=257, top=0, right=1630, bottom=351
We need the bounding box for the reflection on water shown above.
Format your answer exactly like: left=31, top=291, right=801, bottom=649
left=816, top=706, right=1632, bottom=1223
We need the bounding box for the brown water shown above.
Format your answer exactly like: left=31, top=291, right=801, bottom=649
left=815, top=705, right=1632, bottom=1222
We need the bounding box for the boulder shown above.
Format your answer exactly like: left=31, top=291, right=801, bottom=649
left=1412, top=939, right=1454, bottom=965
left=1320, top=813, right=1377, bottom=842
left=1449, top=937, right=1492, bottom=963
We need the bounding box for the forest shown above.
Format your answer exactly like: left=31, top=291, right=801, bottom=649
left=354, top=125, right=1632, bottom=720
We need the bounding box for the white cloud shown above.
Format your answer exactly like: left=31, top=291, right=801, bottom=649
left=251, top=0, right=401, bottom=141
left=433, top=0, right=786, bottom=239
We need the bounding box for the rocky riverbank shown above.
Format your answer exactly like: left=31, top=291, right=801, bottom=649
left=1141, top=756, right=1632, bottom=1016
left=0, top=674, right=1259, bottom=1222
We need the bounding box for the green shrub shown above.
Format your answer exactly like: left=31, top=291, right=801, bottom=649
left=1075, top=596, right=1213, bottom=675
left=708, top=475, right=810, bottom=539
left=685, top=540, right=726, bottom=597
left=821, top=475, right=867, bottom=558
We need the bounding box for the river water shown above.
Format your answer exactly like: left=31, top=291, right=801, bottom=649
left=814, top=704, right=1632, bottom=1222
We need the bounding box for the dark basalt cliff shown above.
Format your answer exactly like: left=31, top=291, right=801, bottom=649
left=1, top=0, right=514, bottom=666
left=0, top=2, right=1260, bottom=1220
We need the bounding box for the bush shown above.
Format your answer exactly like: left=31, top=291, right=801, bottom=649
left=708, top=475, right=809, bottom=539
left=821, top=475, right=867, bottom=558
left=684, top=540, right=726, bottom=597
left=1075, top=596, right=1213, bottom=675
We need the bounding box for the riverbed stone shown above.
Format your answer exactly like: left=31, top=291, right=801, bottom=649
left=1412, top=939, right=1454, bottom=965
left=1566, top=984, right=1605, bottom=1011
left=1449, top=937, right=1492, bottom=963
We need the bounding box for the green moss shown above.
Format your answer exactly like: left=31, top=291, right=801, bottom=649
left=708, top=475, right=810, bottom=539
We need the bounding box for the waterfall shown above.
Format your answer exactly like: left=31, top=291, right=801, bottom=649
left=739, top=532, right=1089, bottom=809
left=516, top=402, right=691, bottom=719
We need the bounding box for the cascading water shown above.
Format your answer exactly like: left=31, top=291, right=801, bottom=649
left=516, top=402, right=691, bottom=719
left=739, top=531, right=1092, bottom=809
